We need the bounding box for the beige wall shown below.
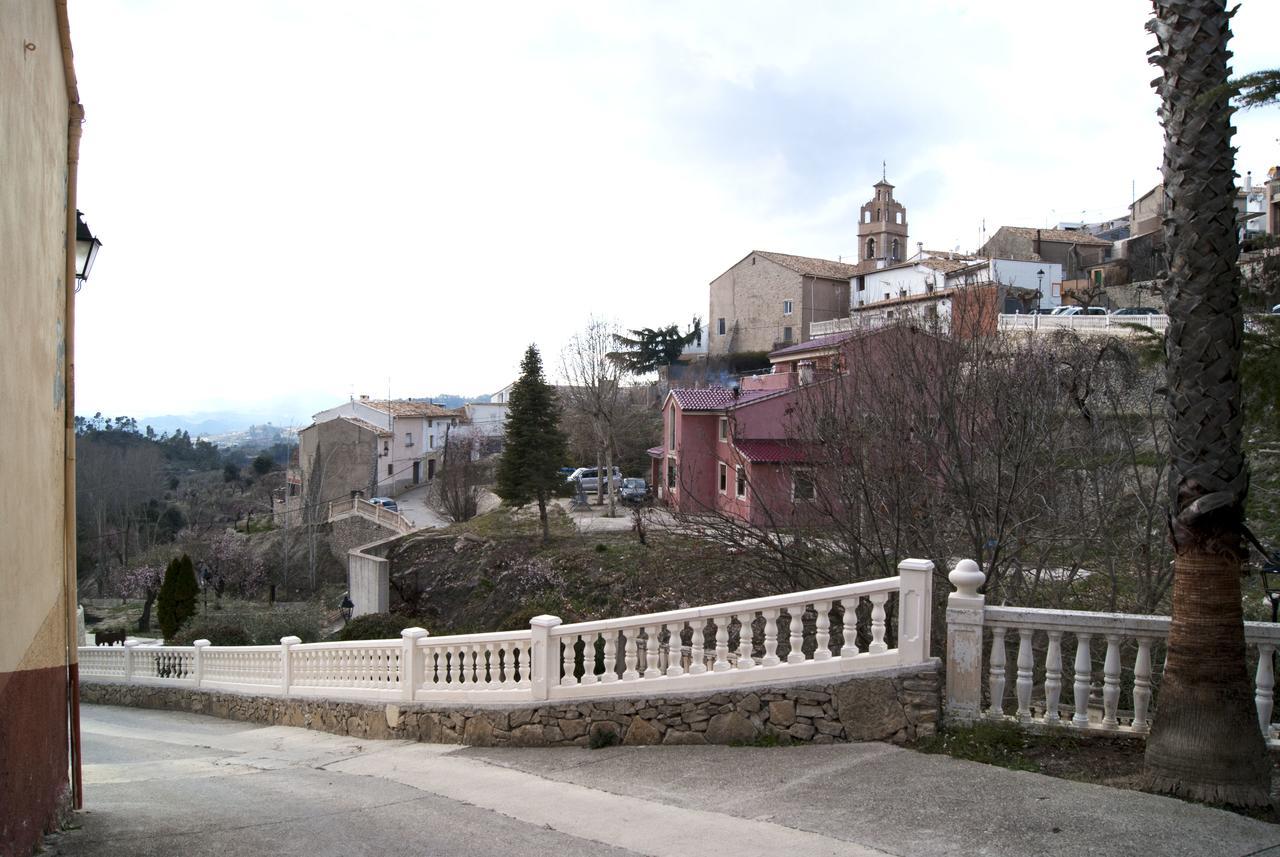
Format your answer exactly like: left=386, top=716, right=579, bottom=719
left=0, top=0, right=71, bottom=677
left=708, top=255, right=847, bottom=355
left=299, top=419, right=378, bottom=515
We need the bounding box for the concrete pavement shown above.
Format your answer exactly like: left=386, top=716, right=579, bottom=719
left=49, top=704, right=1280, bottom=857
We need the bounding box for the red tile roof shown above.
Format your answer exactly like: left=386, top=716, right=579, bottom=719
left=767, top=331, right=857, bottom=359
left=669, top=387, right=773, bottom=411
left=754, top=251, right=862, bottom=279
left=734, top=439, right=810, bottom=463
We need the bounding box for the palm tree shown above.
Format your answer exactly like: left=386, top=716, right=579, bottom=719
left=1143, top=0, right=1271, bottom=805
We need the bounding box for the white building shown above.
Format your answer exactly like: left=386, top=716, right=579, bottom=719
left=312, top=396, right=462, bottom=495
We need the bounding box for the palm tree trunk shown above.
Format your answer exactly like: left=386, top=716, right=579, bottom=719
left=1144, top=0, right=1270, bottom=805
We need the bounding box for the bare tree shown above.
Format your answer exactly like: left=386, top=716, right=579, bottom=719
left=438, top=433, right=490, bottom=523
left=561, top=318, right=626, bottom=516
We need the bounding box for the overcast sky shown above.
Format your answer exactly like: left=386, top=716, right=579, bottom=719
left=68, top=0, right=1280, bottom=424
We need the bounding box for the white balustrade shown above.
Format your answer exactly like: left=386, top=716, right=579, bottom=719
left=78, top=560, right=936, bottom=707
left=945, top=559, right=1280, bottom=747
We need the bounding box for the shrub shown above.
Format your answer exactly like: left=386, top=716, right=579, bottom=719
left=170, top=603, right=324, bottom=646
left=332, top=611, right=422, bottom=641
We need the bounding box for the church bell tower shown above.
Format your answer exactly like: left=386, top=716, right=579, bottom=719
left=858, top=172, right=908, bottom=265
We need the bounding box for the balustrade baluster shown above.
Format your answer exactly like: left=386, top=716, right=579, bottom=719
left=644, top=626, right=662, bottom=678
left=841, top=598, right=860, bottom=656
left=666, top=624, right=685, bottom=677
left=987, top=627, right=1007, bottom=717
left=1044, top=631, right=1063, bottom=723
left=815, top=601, right=832, bottom=661
left=787, top=607, right=805, bottom=664
left=623, top=629, right=640, bottom=680
left=1132, top=637, right=1153, bottom=733
left=762, top=609, right=781, bottom=667
left=737, top=613, right=755, bottom=669
left=1072, top=633, right=1092, bottom=727
left=689, top=622, right=707, bottom=675
left=580, top=634, right=600, bottom=685
left=1102, top=634, right=1121, bottom=729
left=519, top=645, right=533, bottom=688
left=712, top=616, right=730, bottom=672
left=869, top=593, right=888, bottom=653
left=1255, top=643, right=1276, bottom=737
left=602, top=632, right=619, bottom=683
left=1015, top=628, right=1034, bottom=721
left=562, top=635, right=578, bottom=687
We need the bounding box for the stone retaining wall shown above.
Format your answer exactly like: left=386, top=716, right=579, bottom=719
left=82, top=660, right=940, bottom=748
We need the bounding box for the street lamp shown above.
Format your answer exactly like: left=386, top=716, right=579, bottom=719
left=1036, top=268, right=1045, bottom=312
left=339, top=592, right=354, bottom=624
left=74, top=210, right=102, bottom=289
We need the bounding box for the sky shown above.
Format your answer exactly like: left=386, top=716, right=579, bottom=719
left=68, top=0, right=1280, bottom=425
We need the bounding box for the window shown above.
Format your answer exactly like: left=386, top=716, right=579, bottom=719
left=717, top=317, right=726, bottom=335
left=428, top=419, right=433, bottom=428
left=866, top=238, right=876, bottom=259
left=751, top=256, right=756, bottom=265
left=735, top=466, right=746, bottom=499
left=793, top=470, right=815, bottom=501
left=884, top=292, right=891, bottom=301
left=896, top=211, right=903, bottom=225
left=405, top=432, right=413, bottom=447
left=669, top=413, right=676, bottom=447
left=856, top=278, right=865, bottom=292
left=719, top=462, right=728, bottom=493
left=783, top=300, right=793, bottom=315
left=387, top=464, right=393, bottom=476
left=782, top=326, right=793, bottom=342
left=1093, top=270, right=1103, bottom=285
left=891, top=239, right=900, bottom=261
left=718, top=417, right=728, bottom=442
left=428, top=434, right=435, bottom=448
left=667, top=460, right=677, bottom=490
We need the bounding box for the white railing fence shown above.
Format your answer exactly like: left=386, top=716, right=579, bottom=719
left=327, top=497, right=415, bottom=535
left=997, top=314, right=1168, bottom=335
left=79, top=559, right=934, bottom=704
left=945, top=559, right=1280, bottom=747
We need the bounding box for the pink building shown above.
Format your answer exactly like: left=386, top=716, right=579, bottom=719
left=647, top=334, right=852, bottom=526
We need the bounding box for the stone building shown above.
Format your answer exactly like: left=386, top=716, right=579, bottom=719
left=707, top=178, right=919, bottom=357
left=979, top=226, right=1112, bottom=281
left=708, top=251, right=859, bottom=355
left=1, top=3, right=86, bottom=853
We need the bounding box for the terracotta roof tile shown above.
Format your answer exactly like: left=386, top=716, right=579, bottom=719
left=669, top=387, right=773, bottom=411
left=768, top=331, right=857, bottom=358
left=734, top=439, right=810, bottom=463
left=365, top=399, right=461, bottom=418
left=342, top=416, right=392, bottom=436
left=996, top=226, right=1113, bottom=247
left=754, top=250, right=861, bottom=279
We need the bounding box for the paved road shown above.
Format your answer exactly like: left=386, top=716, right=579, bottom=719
left=50, top=704, right=1280, bottom=857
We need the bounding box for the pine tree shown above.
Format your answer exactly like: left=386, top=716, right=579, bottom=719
left=496, top=345, right=568, bottom=541
left=156, top=553, right=199, bottom=641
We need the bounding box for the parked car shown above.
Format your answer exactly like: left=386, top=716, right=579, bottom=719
left=369, top=497, right=399, bottom=512
left=619, top=478, right=649, bottom=505
left=565, top=466, right=622, bottom=493
left=1110, top=307, right=1160, bottom=315
left=1051, top=305, right=1107, bottom=316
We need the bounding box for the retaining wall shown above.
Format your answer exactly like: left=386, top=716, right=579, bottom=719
left=82, top=660, right=940, bottom=748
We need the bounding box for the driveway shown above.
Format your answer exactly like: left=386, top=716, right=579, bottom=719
left=47, top=704, right=1280, bottom=857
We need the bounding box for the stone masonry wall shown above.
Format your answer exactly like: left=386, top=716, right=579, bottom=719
left=82, top=660, right=940, bottom=748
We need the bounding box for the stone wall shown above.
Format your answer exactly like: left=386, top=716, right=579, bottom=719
left=82, top=660, right=940, bottom=748
left=328, top=516, right=396, bottom=564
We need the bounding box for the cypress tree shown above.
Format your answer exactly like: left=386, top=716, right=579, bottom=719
left=157, top=553, right=199, bottom=641
left=496, top=345, right=568, bottom=541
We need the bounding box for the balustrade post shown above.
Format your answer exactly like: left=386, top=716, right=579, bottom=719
left=401, top=627, right=429, bottom=702
left=1015, top=629, right=1034, bottom=721
left=665, top=624, right=685, bottom=677
left=945, top=559, right=986, bottom=723
left=1072, top=634, right=1092, bottom=727
left=280, top=636, right=301, bottom=697
left=1043, top=631, right=1063, bottom=723
left=896, top=559, right=934, bottom=664
left=1133, top=637, right=1153, bottom=734
left=123, top=639, right=139, bottom=684
left=193, top=639, right=210, bottom=688
left=1102, top=634, right=1121, bottom=729
left=761, top=609, right=781, bottom=667
left=528, top=615, right=561, bottom=700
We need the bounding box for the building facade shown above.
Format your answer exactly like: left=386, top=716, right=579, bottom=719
left=1, top=3, right=84, bottom=852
